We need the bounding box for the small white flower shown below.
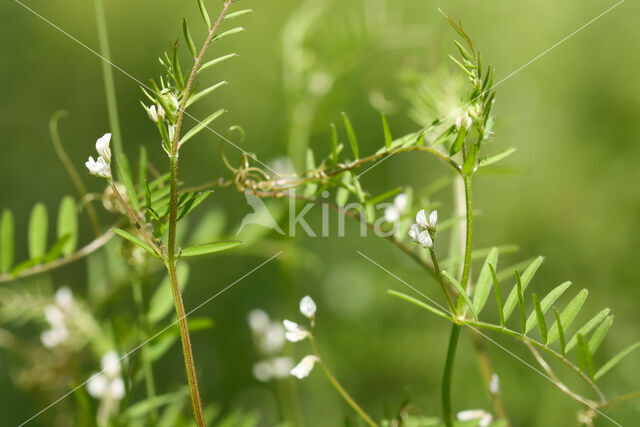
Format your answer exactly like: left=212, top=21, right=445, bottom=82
left=108, top=377, right=125, bottom=399
left=248, top=309, right=270, bottom=334
left=489, top=373, right=499, bottom=394
left=479, top=413, right=493, bottom=427
left=252, top=360, right=274, bottom=382
left=290, top=355, right=319, bottom=379
left=95, top=133, right=112, bottom=164
left=85, top=156, right=110, bottom=178
left=101, top=351, right=122, bottom=378
left=384, top=205, right=400, bottom=223
left=261, top=322, right=285, bottom=354
left=428, top=210, right=438, bottom=229
left=156, top=104, right=165, bottom=120
left=457, top=409, right=490, bottom=422
left=394, top=193, right=408, bottom=212
left=455, top=112, right=472, bottom=131
left=40, top=326, right=69, bottom=348
left=44, top=305, right=64, bottom=328
left=271, top=356, right=295, bottom=379
left=87, top=373, right=109, bottom=398
left=55, top=287, right=73, bottom=311
left=385, top=194, right=408, bottom=223
left=408, top=223, right=420, bottom=241
left=147, top=105, right=159, bottom=123
left=299, top=295, right=316, bottom=319
left=417, top=230, right=433, bottom=248
left=283, top=319, right=309, bottom=342
left=416, top=209, right=428, bottom=228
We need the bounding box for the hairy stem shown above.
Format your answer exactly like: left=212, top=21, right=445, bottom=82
left=442, top=323, right=461, bottom=427
left=165, top=2, right=234, bottom=424
left=429, top=247, right=457, bottom=315
left=310, top=335, right=378, bottom=427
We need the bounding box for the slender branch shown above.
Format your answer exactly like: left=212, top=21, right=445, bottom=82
left=428, top=247, right=457, bottom=315
left=49, top=111, right=102, bottom=237
left=0, top=228, right=115, bottom=284
left=310, top=335, right=378, bottom=427
left=442, top=323, right=461, bottom=427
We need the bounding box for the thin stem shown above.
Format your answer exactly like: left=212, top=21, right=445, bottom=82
left=459, top=175, right=473, bottom=293
left=442, top=323, right=461, bottom=427
left=49, top=111, right=102, bottom=237
left=428, top=247, right=457, bottom=315
left=310, top=335, right=378, bottom=427
left=94, top=0, right=123, bottom=163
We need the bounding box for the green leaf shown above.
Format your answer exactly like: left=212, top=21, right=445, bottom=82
left=525, top=281, right=572, bottom=333
left=449, top=126, right=466, bottom=156
left=387, top=290, right=453, bottom=321
left=148, top=264, right=190, bottom=323
left=553, top=307, right=566, bottom=356
left=28, top=203, right=48, bottom=260
left=594, top=342, right=640, bottom=380
left=479, top=148, right=517, bottom=168
left=180, top=241, right=241, bottom=257
left=186, top=81, right=228, bottom=108
left=182, top=19, right=197, bottom=58
left=213, top=27, right=245, bottom=42
left=57, top=196, right=77, bottom=256
left=330, top=122, right=339, bottom=164
left=532, top=293, right=547, bottom=343
left=198, top=53, right=238, bottom=74
left=114, top=229, right=159, bottom=258
left=443, top=271, right=478, bottom=320
left=304, top=149, right=318, bottom=197
left=461, top=143, right=478, bottom=175
left=0, top=209, right=14, bottom=273
left=196, top=0, right=211, bottom=29
left=577, top=334, right=594, bottom=379
left=516, top=271, right=527, bottom=334
left=547, top=289, right=589, bottom=345
left=125, top=388, right=189, bottom=420
left=566, top=308, right=610, bottom=352
left=341, top=112, right=359, bottom=159
left=116, top=154, right=141, bottom=212
left=336, top=172, right=352, bottom=207
left=489, top=264, right=504, bottom=327
left=472, top=247, right=499, bottom=315
left=179, top=109, right=226, bottom=147
left=503, top=256, right=544, bottom=321
left=588, top=314, right=614, bottom=354
left=224, top=9, right=253, bottom=20
left=43, top=234, right=71, bottom=263
left=381, top=114, right=392, bottom=148
left=177, top=191, right=212, bottom=221
left=138, top=145, right=148, bottom=191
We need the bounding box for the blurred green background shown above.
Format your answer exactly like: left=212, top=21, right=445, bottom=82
left=1, top=0, right=639, bottom=425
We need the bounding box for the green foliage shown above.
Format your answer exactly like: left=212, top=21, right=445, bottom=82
left=180, top=240, right=241, bottom=257
left=57, top=196, right=77, bottom=256
left=28, top=202, right=48, bottom=259
left=0, top=209, right=14, bottom=273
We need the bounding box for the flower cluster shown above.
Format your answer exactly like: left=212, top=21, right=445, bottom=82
left=408, top=209, right=437, bottom=248
left=87, top=351, right=125, bottom=404
left=85, top=133, right=112, bottom=178
left=40, top=287, right=74, bottom=348
left=284, top=295, right=319, bottom=379
left=384, top=193, right=408, bottom=223
left=247, top=309, right=294, bottom=382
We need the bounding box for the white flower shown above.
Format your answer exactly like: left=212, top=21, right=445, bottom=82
left=290, top=355, right=319, bottom=379
left=457, top=409, right=492, bottom=425
left=394, top=193, right=408, bottom=211
left=283, top=319, right=309, bottom=342
left=261, top=322, right=285, bottom=354
left=101, top=351, right=122, bottom=378
left=41, top=326, right=69, bottom=348
left=87, top=373, right=108, bottom=398
left=55, top=287, right=73, bottom=311
left=489, top=373, right=499, bottom=394
left=428, top=210, right=438, bottom=229
left=384, top=193, right=408, bottom=223
left=248, top=309, right=270, bottom=334
left=95, top=133, right=112, bottom=164
left=253, top=357, right=295, bottom=382
left=147, top=105, right=159, bottom=123
left=252, top=360, right=273, bottom=382
left=417, top=230, right=433, bottom=248
left=384, top=205, right=400, bottom=223
left=299, top=295, right=316, bottom=319
left=408, top=223, right=420, bottom=241
left=479, top=413, right=493, bottom=427
left=156, top=104, right=165, bottom=120
left=44, top=305, right=64, bottom=328
left=416, top=209, right=428, bottom=228
left=85, top=156, right=110, bottom=178
left=455, top=112, right=472, bottom=131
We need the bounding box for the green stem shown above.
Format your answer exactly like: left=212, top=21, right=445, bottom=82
left=310, top=336, right=378, bottom=427
left=428, top=247, right=457, bottom=315
left=94, top=0, right=123, bottom=163
left=442, top=323, right=461, bottom=427
left=460, top=175, right=473, bottom=292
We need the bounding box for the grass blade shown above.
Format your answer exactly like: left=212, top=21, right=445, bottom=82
left=594, top=342, right=640, bottom=381
left=503, top=256, right=544, bottom=321
left=28, top=203, right=48, bottom=260
left=114, top=229, right=159, bottom=258
left=516, top=271, right=527, bottom=334
left=532, top=293, right=547, bottom=343
left=179, top=109, right=226, bottom=147
left=387, top=290, right=453, bottom=321
left=472, top=247, right=499, bottom=315
left=547, top=289, right=589, bottom=344
left=381, top=114, right=392, bottom=149
left=57, top=196, right=77, bottom=256
left=566, top=308, right=611, bottom=352
left=0, top=209, right=14, bottom=273
left=180, top=241, right=241, bottom=257
left=525, top=281, right=572, bottom=333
